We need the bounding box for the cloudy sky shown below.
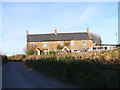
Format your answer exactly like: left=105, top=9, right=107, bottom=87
left=0, top=1, right=118, bottom=55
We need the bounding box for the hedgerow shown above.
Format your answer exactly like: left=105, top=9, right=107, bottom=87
left=0, top=55, right=8, bottom=64
left=25, top=57, right=120, bottom=88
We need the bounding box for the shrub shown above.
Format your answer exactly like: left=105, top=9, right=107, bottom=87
left=64, top=41, right=70, bottom=46
left=8, top=54, right=26, bottom=61
left=57, top=45, right=64, bottom=50
left=46, top=51, right=57, bottom=54
left=0, top=55, right=8, bottom=64
left=25, top=46, right=37, bottom=55
left=25, top=57, right=119, bottom=88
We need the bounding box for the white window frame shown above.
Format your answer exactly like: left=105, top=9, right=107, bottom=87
left=58, top=42, right=62, bottom=46
left=70, top=41, right=74, bottom=46
left=30, top=42, right=34, bottom=47
left=43, top=42, right=47, bottom=46
left=82, top=40, right=86, bottom=45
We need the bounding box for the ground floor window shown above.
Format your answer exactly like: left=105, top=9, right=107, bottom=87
left=70, top=41, right=74, bottom=46
left=43, top=42, right=47, bottom=46
left=82, top=41, right=86, bottom=45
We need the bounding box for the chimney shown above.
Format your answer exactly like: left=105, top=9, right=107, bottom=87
left=54, top=29, right=58, bottom=35
left=26, top=30, right=29, bottom=50
left=87, top=27, right=90, bottom=33
left=26, top=30, right=28, bottom=35
left=26, top=30, right=28, bottom=42
left=86, top=28, right=92, bottom=39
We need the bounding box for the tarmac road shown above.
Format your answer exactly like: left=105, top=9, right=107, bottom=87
left=2, top=61, right=76, bottom=88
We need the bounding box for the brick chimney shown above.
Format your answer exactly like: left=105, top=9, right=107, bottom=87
left=87, top=28, right=90, bottom=33
left=54, top=29, right=58, bottom=35
left=26, top=30, right=29, bottom=50
left=87, top=28, right=92, bottom=39
left=26, top=30, right=28, bottom=42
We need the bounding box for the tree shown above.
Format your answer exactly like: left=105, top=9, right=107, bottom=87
left=24, top=45, right=37, bottom=55
left=90, top=33, right=102, bottom=44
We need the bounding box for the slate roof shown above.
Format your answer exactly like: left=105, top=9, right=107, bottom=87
left=27, top=32, right=91, bottom=42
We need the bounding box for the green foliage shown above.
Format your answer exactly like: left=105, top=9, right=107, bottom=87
left=57, top=41, right=70, bottom=50
left=116, top=45, right=120, bottom=51
left=64, top=41, right=70, bottom=46
left=1, top=55, right=8, bottom=64
left=46, top=51, right=57, bottom=54
left=57, top=45, right=64, bottom=50
left=25, top=57, right=119, bottom=88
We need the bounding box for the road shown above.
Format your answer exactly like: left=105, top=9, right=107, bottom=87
left=2, top=61, right=76, bottom=88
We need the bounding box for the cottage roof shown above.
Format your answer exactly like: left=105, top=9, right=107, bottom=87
left=27, top=32, right=91, bottom=42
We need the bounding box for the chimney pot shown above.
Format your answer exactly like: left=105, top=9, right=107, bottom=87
left=86, top=28, right=92, bottom=39
left=54, top=29, right=58, bottom=35
left=26, top=30, right=28, bottom=35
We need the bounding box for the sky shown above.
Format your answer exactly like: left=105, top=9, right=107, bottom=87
left=0, top=1, right=118, bottom=55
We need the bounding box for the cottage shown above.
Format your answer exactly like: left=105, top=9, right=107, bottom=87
left=26, top=28, right=101, bottom=55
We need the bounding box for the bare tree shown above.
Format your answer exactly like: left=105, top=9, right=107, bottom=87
left=24, top=45, right=37, bottom=55
left=90, top=33, right=102, bottom=44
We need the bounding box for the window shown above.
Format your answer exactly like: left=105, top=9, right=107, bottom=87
left=71, top=41, right=74, bottom=46
left=30, top=42, right=34, bottom=47
left=58, top=42, right=62, bottom=46
left=43, top=42, right=47, bottom=46
left=82, top=41, right=86, bottom=45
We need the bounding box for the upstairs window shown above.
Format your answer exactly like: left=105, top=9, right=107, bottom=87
left=82, top=41, right=86, bottom=45
left=71, top=41, right=74, bottom=46
left=30, top=42, right=34, bottom=47
left=58, top=42, right=62, bottom=46
left=43, top=42, right=47, bottom=46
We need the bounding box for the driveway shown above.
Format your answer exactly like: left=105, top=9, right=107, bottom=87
left=2, top=61, right=76, bottom=88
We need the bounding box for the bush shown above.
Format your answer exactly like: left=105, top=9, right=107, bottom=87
left=0, top=55, right=8, bottom=64
left=8, top=54, right=26, bottom=61
left=57, top=45, right=64, bottom=50
left=25, top=46, right=38, bottom=55
left=25, top=57, right=119, bottom=88
left=46, top=51, right=57, bottom=54
left=64, top=41, right=70, bottom=46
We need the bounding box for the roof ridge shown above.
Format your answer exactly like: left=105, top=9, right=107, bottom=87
left=59, top=32, right=87, bottom=34
left=28, top=32, right=88, bottom=35
left=28, top=31, right=91, bottom=42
